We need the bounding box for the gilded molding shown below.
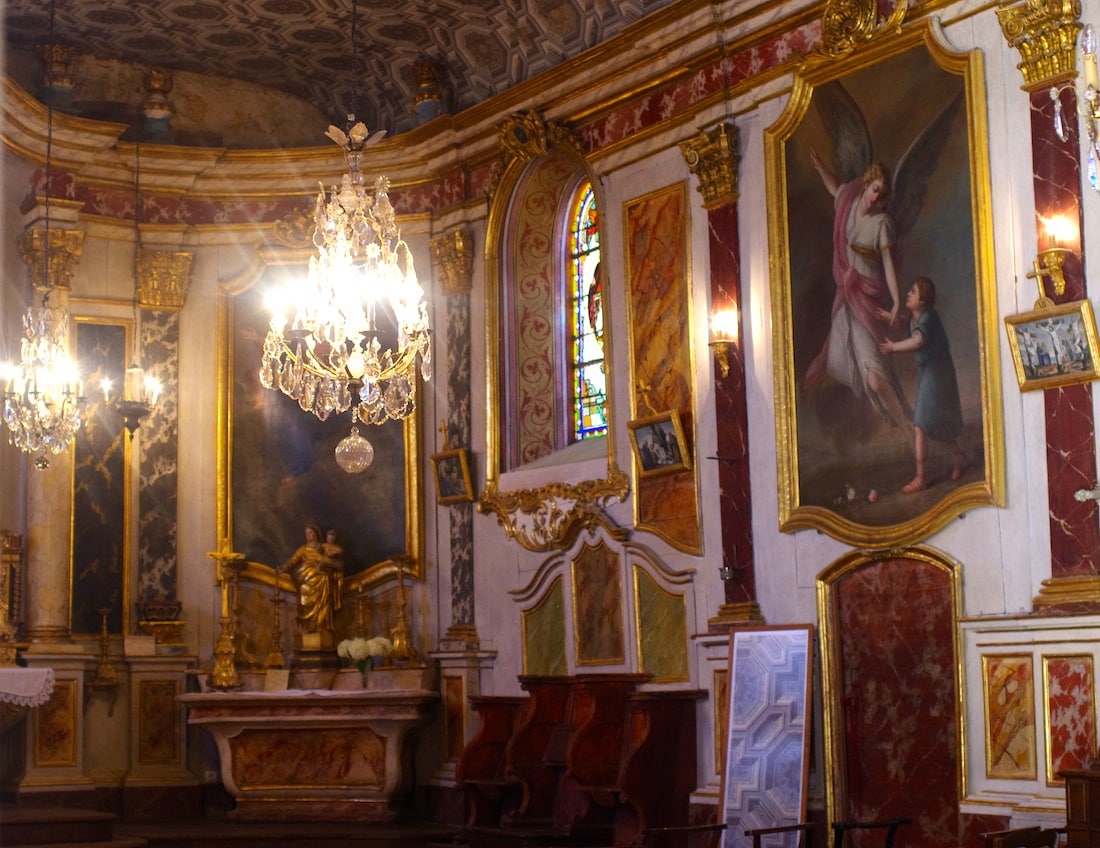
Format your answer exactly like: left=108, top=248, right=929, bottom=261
left=1033, top=574, right=1100, bottom=607
left=18, top=227, right=83, bottom=290
left=997, top=0, right=1082, bottom=90
left=679, top=122, right=741, bottom=209
left=137, top=247, right=192, bottom=310
left=478, top=465, right=630, bottom=553
left=430, top=226, right=474, bottom=296
left=813, top=0, right=908, bottom=61
left=271, top=207, right=315, bottom=249
left=707, top=602, right=765, bottom=630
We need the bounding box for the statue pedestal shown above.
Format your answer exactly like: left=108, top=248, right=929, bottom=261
left=178, top=688, right=437, bottom=822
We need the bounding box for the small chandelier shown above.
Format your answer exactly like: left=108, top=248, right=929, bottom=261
left=2, top=294, right=86, bottom=466
left=2, top=1, right=87, bottom=468
left=103, top=141, right=161, bottom=437
left=258, top=0, right=430, bottom=472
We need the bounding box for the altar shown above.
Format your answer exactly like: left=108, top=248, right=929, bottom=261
left=179, top=686, right=438, bottom=822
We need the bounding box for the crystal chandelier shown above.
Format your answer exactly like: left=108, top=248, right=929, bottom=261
left=258, top=0, right=430, bottom=473
left=2, top=1, right=87, bottom=468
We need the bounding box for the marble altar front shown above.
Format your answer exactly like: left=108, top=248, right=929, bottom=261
left=179, top=687, right=437, bottom=822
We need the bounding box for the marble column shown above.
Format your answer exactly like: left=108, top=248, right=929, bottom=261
left=18, top=223, right=84, bottom=643
left=1000, top=3, right=1100, bottom=609
left=134, top=247, right=191, bottom=605
left=680, top=123, right=762, bottom=627
left=430, top=227, right=479, bottom=649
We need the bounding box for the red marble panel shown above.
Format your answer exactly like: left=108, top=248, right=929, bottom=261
left=1029, top=87, right=1100, bottom=580
left=708, top=202, right=755, bottom=605
left=831, top=557, right=958, bottom=846
left=1044, top=655, right=1097, bottom=783
left=230, top=727, right=386, bottom=788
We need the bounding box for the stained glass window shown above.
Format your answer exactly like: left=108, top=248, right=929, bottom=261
left=567, top=183, right=606, bottom=441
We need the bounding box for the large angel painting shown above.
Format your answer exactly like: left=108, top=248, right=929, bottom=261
left=768, top=29, right=1002, bottom=547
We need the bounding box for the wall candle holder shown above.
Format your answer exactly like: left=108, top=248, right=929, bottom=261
left=709, top=306, right=739, bottom=379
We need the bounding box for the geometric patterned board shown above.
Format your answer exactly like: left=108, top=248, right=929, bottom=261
left=720, top=626, right=813, bottom=848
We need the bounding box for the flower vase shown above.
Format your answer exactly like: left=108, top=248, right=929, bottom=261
left=331, top=668, right=365, bottom=690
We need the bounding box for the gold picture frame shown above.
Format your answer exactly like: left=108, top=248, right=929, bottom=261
left=627, top=410, right=691, bottom=478
left=431, top=448, right=474, bottom=505
left=1005, top=299, right=1100, bottom=392
left=765, top=21, right=1003, bottom=548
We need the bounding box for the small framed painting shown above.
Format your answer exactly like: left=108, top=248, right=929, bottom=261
left=431, top=448, right=474, bottom=505
left=627, top=410, right=692, bottom=478
left=1005, top=299, right=1100, bottom=392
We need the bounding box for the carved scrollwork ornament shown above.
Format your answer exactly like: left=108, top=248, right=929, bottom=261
left=271, top=207, right=315, bottom=249
left=490, top=111, right=586, bottom=199
left=997, top=0, right=1083, bottom=90
left=815, top=0, right=908, bottom=60
left=679, top=122, right=741, bottom=209
left=478, top=465, right=630, bottom=552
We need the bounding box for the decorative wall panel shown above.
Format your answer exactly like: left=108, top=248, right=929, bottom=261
left=521, top=575, right=566, bottom=676
left=1043, top=655, right=1095, bottom=785
left=820, top=552, right=960, bottom=847
left=34, top=679, right=77, bottom=767
left=571, top=541, right=624, bottom=666
left=634, top=566, right=688, bottom=682
left=624, top=182, right=700, bottom=552
left=983, top=654, right=1037, bottom=780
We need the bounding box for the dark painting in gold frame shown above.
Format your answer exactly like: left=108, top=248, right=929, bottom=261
left=1005, top=299, right=1100, bottom=392
left=765, top=21, right=1003, bottom=548
left=431, top=447, right=474, bottom=504
left=217, top=249, right=422, bottom=592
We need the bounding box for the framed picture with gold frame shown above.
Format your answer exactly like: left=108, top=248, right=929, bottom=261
left=431, top=448, right=474, bottom=505
left=627, top=410, right=691, bottom=478
left=765, top=18, right=1003, bottom=548
left=1005, top=299, right=1100, bottom=392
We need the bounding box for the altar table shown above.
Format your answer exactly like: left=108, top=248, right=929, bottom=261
left=179, top=687, right=437, bottom=822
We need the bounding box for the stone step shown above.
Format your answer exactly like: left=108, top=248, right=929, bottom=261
left=0, top=805, right=146, bottom=847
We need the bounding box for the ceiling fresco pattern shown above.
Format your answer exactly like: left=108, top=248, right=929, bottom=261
left=4, top=0, right=680, bottom=136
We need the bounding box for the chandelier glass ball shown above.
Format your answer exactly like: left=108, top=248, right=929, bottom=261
left=334, top=425, right=375, bottom=474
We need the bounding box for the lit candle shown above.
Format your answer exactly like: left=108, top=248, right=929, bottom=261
left=1084, top=24, right=1099, bottom=93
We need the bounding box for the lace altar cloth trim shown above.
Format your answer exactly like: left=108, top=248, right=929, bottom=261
left=0, top=667, right=55, bottom=707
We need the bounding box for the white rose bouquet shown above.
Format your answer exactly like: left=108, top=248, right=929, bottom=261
left=337, top=636, right=393, bottom=673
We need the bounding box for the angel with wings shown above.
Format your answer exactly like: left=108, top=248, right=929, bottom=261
left=801, top=80, right=963, bottom=450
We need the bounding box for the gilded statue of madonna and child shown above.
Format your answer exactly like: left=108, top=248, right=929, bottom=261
left=279, top=522, right=416, bottom=670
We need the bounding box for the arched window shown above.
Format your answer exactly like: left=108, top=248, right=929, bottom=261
left=566, top=183, right=606, bottom=442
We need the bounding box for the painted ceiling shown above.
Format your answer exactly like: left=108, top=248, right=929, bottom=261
left=4, top=0, right=682, bottom=137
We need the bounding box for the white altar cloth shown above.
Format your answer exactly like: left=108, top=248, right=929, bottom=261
left=0, top=667, right=55, bottom=707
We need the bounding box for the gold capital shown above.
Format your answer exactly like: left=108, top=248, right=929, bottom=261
left=430, top=227, right=474, bottom=296
left=998, top=0, right=1083, bottom=90
left=679, top=122, right=741, bottom=210
left=137, top=247, right=193, bottom=310
left=18, top=227, right=84, bottom=290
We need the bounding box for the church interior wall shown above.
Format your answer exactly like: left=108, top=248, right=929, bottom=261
left=1, top=0, right=1098, bottom=836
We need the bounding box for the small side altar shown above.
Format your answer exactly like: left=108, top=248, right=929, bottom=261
left=179, top=687, right=437, bottom=822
